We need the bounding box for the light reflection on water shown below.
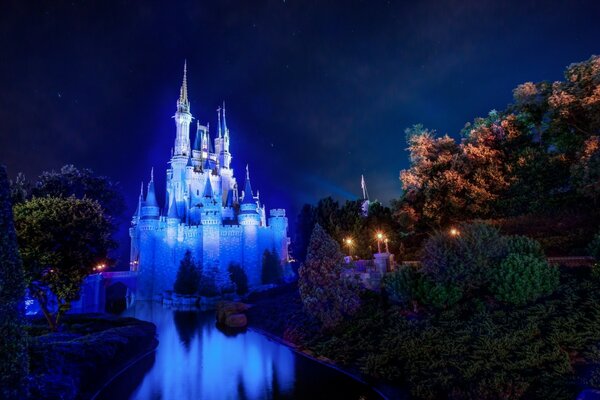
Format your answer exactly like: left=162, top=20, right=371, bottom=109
left=98, top=302, right=382, bottom=400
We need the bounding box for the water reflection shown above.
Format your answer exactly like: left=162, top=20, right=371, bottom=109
left=124, top=303, right=295, bottom=400
left=98, top=303, right=383, bottom=400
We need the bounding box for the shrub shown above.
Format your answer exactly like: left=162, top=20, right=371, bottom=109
left=588, top=232, right=600, bottom=261
left=261, top=249, right=282, bottom=284
left=173, top=250, right=200, bottom=295
left=382, top=266, right=418, bottom=306
left=491, top=253, right=559, bottom=306
left=383, top=266, right=462, bottom=310
left=506, top=235, right=546, bottom=259
left=421, top=222, right=507, bottom=291
left=228, top=263, right=248, bottom=295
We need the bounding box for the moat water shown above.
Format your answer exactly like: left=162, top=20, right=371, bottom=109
left=95, top=302, right=383, bottom=400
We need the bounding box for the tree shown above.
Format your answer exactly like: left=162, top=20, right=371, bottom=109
left=298, top=224, right=361, bottom=329
left=228, top=263, right=248, bottom=295
left=293, top=203, right=316, bottom=263
left=13, top=196, right=114, bottom=330
left=173, top=250, right=200, bottom=295
left=11, top=165, right=126, bottom=230
left=0, top=166, right=28, bottom=399
left=261, top=249, right=282, bottom=284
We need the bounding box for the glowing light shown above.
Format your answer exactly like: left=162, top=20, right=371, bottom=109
left=449, top=228, right=460, bottom=237
left=376, top=232, right=384, bottom=240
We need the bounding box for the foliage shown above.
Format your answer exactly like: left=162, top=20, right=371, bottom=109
left=298, top=224, right=361, bottom=329
left=0, top=166, right=28, bottom=399
left=383, top=265, right=462, bottom=310
left=173, top=250, right=200, bottom=295
left=396, top=55, right=600, bottom=250
left=256, top=268, right=600, bottom=400
left=588, top=231, right=600, bottom=260
left=198, top=263, right=219, bottom=297
left=421, top=222, right=507, bottom=292
left=505, top=234, right=546, bottom=259
left=261, top=249, right=282, bottom=284
left=491, top=253, right=559, bottom=306
left=228, top=263, right=248, bottom=295
left=13, top=196, right=114, bottom=330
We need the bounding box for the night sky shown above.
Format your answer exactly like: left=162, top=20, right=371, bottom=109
left=1, top=0, right=599, bottom=243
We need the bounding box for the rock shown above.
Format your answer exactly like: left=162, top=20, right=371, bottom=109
left=225, top=313, right=247, bottom=328
left=216, top=301, right=251, bottom=327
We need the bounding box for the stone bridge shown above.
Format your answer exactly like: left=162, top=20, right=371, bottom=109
left=71, top=270, right=138, bottom=313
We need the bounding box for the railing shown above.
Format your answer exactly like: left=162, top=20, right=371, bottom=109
left=100, top=270, right=138, bottom=278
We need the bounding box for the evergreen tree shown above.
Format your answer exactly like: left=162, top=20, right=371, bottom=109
left=0, top=166, right=28, bottom=399
left=173, top=250, right=200, bottom=295
left=199, top=263, right=219, bottom=297
left=261, top=249, right=282, bottom=284
left=298, top=224, right=361, bottom=329
left=228, top=263, right=248, bottom=295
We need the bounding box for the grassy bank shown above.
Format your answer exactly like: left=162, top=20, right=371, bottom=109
left=27, top=314, right=157, bottom=400
left=247, top=268, right=600, bottom=399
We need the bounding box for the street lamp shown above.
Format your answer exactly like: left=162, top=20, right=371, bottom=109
left=376, top=231, right=384, bottom=253
left=344, top=237, right=354, bottom=257
left=384, top=238, right=390, bottom=253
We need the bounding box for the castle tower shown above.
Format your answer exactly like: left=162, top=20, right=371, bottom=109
left=238, top=165, right=261, bottom=286
left=173, top=61, right=192, bottom=157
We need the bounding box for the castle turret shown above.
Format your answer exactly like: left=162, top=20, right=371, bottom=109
left=140, top=168, right=160, bottom=220
left=218, top=102, right=232, bottom=169
left=173, top=61, right=192, bottom=157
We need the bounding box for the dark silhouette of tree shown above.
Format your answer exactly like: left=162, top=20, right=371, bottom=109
left=0, top=166, right=28, bottom=399
left=298, top=224, right=361, bottom=329
left=261, top=249, right=282, bottom=284
left=173, top=250, right=200, bottom=295
left=228, top=263, right=248, bottom=295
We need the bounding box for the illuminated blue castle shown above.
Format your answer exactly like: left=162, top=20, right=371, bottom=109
left=130, top=63, right=290, bottom=300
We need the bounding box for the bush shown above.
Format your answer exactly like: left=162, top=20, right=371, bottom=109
left=506, top=235, right=546, bottom=259
left=491, top=253, right=559, bottom=306
left=173, top=250, right=200, bottom=295
left=228, top=263, right=248, bottom=295
left=383, top=266, right=462, bottom=310
left=421, top=222, right=507, bottom=291
left=588, top=232, right=600, bottom=261
left=199, top=264, right=219, bottom=297
left=382, top=266, right=418, bottom=306
left=261, top=249, right=282, bottom=284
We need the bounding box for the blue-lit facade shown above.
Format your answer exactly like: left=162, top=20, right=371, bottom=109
left=130, top=64, right=290, bottom=300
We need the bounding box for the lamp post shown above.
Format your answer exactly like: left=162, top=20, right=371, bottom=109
left=384, top=238, right=390, bottom=253
left=344, top=237, right=354, bottom=257
left=376, top=231, right=384, bottom=253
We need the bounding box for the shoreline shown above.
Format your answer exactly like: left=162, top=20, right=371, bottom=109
left=248, top=325, right=405, bottom=400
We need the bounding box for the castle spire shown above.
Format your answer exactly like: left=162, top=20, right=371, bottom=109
left=178, top=60, right=189, bottom=108
left=242, top=164, right=255, bottom=204
left=222, top=101, right=228, bottom=136
left=166, top=183, right=179, bottom=220
left=217, top=105, right=222, bottom=138
left=145, top=168, right=158, bottom=207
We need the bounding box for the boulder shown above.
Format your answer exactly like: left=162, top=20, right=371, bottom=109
left=216, top=301, right=251, bottom=327
left=225, top=313, right=247, bottom=328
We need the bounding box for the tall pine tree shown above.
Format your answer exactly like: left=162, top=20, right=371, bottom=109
left=298, top=223, right=361, bottom=329
left=0, top=166, right=28, bottom=399
left=173, top=250, right=200, bottom=295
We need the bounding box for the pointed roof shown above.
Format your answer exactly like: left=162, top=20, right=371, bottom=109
left=202, top=178, right=214, bottom=198
left=186, top=155, right=193, bottom=167
left=217, top=105, right=222, bottom=138
left=167, top=192, right=179, bottom=219
left=225, top=189, right=234, bottom=207
left=177, top=61, right=190, bottom=112
left=222, top=101, right=228, bottom=137
left=134, top=182, right=144, bottom=216
left=163, top=183, right=170, bottom=212
left=242, top=164, right=255, bottom=204
left=203, top=156, right=212, bottom=171
left=145, top=168, right=158, bottom=207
